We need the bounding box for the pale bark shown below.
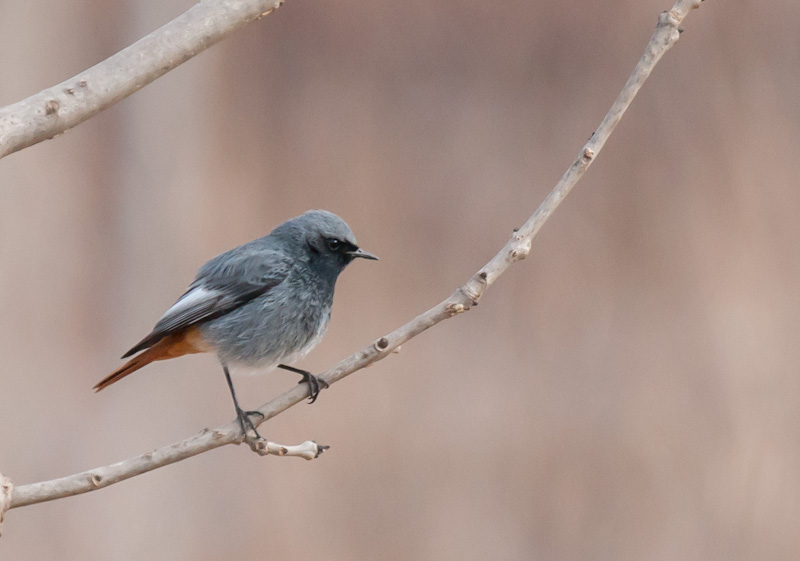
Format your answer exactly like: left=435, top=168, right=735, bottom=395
left=0, top=0, right=705, bottom=530
left=0, top=0, right=283, bottom=159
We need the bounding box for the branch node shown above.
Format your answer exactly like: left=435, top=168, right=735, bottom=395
left=660, top=9, right=682, bottom=30
left=510, top=239, right=532, bottom=261
left=90, top=474, right=102, bottom=488
left=258, top=0, right=283, bottom=19
left=509, top=248, right=521, bottom=261
left=375, top=337, right=390, bottom=351
left=247, top=436, right=269, bottom=454
left=446, top=302, right=467, bottom=316
left=582, top=147, right=595, bottom=162
left=45, top=100, right=60, bottom=116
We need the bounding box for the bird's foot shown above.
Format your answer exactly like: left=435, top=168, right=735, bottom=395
left=300, top=371, right=329, bottom=404
left=278, top=364, right=329, bottom=404
left=235, top=406, right=265, bottom=442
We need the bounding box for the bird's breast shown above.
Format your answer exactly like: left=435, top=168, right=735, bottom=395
left=202, top=283, right=332, bottom=368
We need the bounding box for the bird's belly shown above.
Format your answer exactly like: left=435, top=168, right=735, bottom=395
left=204, top=298, right=330, bottom=373
left=224, top=334, right=321, bottom=377
left=225, top=360, right=280, bottom=377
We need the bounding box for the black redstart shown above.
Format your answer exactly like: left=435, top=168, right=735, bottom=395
left=94, top=210, right=378, bottom=441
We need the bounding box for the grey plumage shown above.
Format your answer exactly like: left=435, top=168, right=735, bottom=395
left=198, top=214, right=345, bottom=368
left=95, top=210, right=377, bottom=439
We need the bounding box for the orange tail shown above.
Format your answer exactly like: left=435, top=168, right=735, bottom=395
left=94, top=346, right=163, bottom=391
left=94, top=327, right=210, bottom=392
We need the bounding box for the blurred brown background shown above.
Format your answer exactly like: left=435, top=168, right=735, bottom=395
left=2, top=0, right=799, bottom=559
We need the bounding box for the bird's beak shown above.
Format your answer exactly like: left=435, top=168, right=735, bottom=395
left=347, top=248, right=379, bottom=260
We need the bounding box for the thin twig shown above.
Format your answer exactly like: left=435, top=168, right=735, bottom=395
left=4, top=0, right=704, bottom=514
left=0, top=0, right=284, bottom=160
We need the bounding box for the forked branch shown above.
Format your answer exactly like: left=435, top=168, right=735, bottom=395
left=0, top=0, right=705, bottom=528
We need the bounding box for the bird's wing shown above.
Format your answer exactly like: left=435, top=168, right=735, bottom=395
left=121, top=248, right=292, bottom=358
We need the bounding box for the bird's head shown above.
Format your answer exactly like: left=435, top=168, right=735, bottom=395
left=272, top=210, right=378, bottom=277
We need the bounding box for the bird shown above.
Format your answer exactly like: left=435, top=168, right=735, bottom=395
left=94, top=210, right=378, bottom=442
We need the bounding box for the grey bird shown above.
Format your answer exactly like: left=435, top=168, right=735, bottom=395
left=94, top=210, right=378, bottom=440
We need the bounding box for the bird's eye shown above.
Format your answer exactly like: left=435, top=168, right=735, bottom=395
left=326, top=238, right=342, bottom=251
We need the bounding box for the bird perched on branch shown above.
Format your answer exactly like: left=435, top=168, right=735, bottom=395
left=94, top=210, right=378, bottom=442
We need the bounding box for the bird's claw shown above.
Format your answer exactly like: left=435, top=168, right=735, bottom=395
left=235, top=407, right=265, bottom=441
left=278, top=364, right=329, bottom=404
left=300, top=372, right=329, bottom=404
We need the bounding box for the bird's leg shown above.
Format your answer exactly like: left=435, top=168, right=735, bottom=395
left=223, top=364, right=265, bottom=441
left=278, top=364, right=329, bottom=404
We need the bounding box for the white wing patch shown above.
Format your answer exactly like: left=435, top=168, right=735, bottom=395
left=159, top=286, right=219, bottom=323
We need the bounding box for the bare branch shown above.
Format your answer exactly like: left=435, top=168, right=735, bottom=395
left=250, top=440, right=329, bottom=460
left=0, top=0, right=283, bottom=160
left=0, top=473, right=11, bottom=536
left=5, top=0, right=704, bottom=513
left=8, top=422, right=325, bottom=509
